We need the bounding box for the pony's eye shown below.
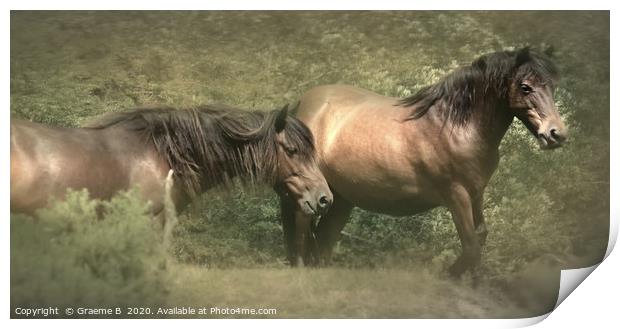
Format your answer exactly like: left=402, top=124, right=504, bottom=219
left=284, top=146, right=298, bottom=156
left=519, top=83, right=533, bottom=95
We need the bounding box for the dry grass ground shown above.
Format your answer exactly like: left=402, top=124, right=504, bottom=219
left=167, top=265, right=529, bottom=318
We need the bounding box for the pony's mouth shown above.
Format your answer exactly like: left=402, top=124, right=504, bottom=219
left=537, top=135, right=563, bottom=150
left=304, top=201, right=320, bottom=218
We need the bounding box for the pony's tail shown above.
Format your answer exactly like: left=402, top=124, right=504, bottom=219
left=162, top=169, right=178, bottom=249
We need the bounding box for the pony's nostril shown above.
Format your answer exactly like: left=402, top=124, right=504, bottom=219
left=550, top=129, right=565, bottom=142
left=318, top=195, right=330, bottom=209
left=550, top=129, right=558, bottom=138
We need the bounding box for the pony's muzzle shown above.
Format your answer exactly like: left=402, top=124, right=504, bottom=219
left=538, top=126, right=567, bottom=149
left=302, top=190, right=332, bottom=217
left=550, top=128, right=567, bottom=143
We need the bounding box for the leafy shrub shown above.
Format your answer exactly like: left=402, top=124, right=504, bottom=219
left=11, top=189, right=170, bottom=315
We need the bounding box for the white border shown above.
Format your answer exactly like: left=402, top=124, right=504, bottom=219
left=2, top=1, right=616, bottom=328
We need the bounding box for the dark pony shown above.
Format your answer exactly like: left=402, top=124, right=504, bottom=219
left=11, top=104, right=332, bottom=224
left=83, top=105, right=316, bottom=197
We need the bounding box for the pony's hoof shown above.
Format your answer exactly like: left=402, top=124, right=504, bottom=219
left=448, top=268, right=462, bottom=279
left=448, top=261, right=466, bottom=278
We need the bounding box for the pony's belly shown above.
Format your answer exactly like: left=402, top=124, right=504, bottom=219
left=327, top=174, right=441, bottom=216
left=353, top=196, right=439, bottom=216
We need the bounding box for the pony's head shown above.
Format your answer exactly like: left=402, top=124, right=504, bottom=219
left=508, top=47, right=567, bottom=149
left=273, top=105, right=333, bottom=217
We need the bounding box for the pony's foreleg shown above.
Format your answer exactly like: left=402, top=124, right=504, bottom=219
left=472, top=194, right=488, bottom=246
left=294, top=211, right=321, bottom=267
left=446, top=185, right=481, bottom=278
left=314, top=194, right=353, bottom=266
left=279, top=193, right=298, bottom=266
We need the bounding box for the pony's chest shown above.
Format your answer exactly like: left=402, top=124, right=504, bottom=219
left=448, top=149, right=500, bottom=192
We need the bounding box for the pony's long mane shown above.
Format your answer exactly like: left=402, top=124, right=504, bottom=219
left=83, top=105, right=315, bottom=196
left=399, top=48, right=558, bottom=126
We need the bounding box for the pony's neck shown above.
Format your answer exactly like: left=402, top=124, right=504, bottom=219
left=199, top=133, right=277, bottom=192
left=468, top=92, right=514, bottom=153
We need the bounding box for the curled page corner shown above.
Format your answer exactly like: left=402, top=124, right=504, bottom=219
left=547, top=210, right=618, bottom=317
left=555, top=265, right=598, bottom=308
left=605, top=212, right=618, bottom=259
left=511, top=313, right=550, bottom=327
left=518, top=213, right=617, bottom=327
left=514, top=260, right=604, bottom=326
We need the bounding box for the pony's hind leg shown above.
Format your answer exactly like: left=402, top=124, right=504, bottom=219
left=314, top=193, right=353, bottom=266
left=446, top=184, right=482, bottom=278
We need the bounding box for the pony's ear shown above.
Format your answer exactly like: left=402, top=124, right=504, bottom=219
left=473, top=57, right=487, bottom=71
left=543, top=44, right=555, bottom=58
left=275, top=104, right=289, bottom=132
left=516, top=46, right=531, bottom=66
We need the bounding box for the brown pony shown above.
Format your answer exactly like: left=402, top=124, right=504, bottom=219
left=281, top=48, right=567, bottom=275
left=11, top=105, right=333, bottom=232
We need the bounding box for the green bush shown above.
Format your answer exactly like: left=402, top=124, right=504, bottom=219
left=11, top=189, right=170, bottom=315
